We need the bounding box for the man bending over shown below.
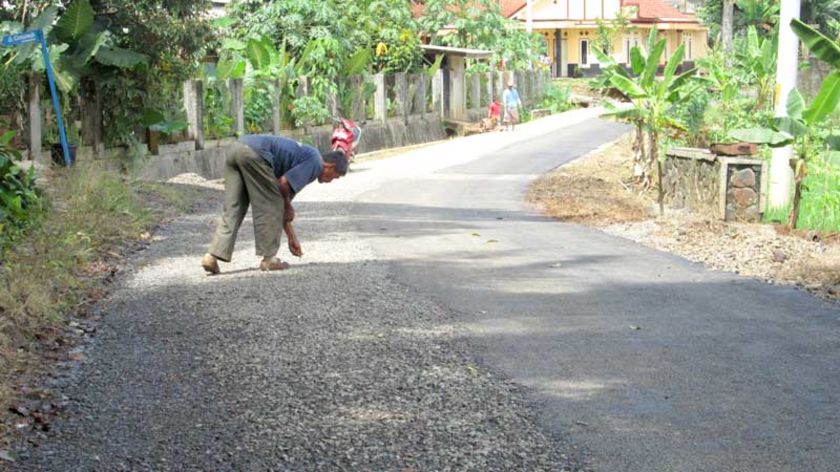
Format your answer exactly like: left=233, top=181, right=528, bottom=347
left=201, top=134, right=347, bottom=274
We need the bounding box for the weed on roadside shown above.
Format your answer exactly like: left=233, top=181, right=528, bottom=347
left=0, top=163, right=211, bottom=439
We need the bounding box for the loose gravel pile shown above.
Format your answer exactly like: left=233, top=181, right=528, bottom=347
left=13, top=185, right=580, bottom=470
left=530, top=136, right=839, bottom=302
left=603, top=214, right=840, bottom=299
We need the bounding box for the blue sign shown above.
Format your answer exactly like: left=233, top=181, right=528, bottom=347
left=1, top=31, right=39, bottom=47
left=1, top=30, right=71, bottom=166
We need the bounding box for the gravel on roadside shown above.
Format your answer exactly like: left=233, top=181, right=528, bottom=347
left=11, top=175, right=584, bottom=471
left=529, top=137, right=840, bottom=302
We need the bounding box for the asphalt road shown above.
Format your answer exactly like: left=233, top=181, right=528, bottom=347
left=13, top=109, right=840, bottom=471
left=352, top=118, right=840, bottom=472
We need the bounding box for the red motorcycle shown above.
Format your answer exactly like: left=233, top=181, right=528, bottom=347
left=330, top=117, right=362, bottom=164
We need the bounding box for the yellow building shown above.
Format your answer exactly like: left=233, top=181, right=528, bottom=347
left=507, top=0, right=709, bottom=77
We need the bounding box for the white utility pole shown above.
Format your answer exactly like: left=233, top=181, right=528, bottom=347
left=526, top=0, right=533, bottom=33
left=768, top=0, right=801, bottom=212
left=526, top=0, right=534, bottom=69
left=722, top=0, right=734, bottom=56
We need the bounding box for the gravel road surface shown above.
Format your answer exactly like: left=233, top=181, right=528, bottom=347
left=13, top=109, right=608, bottom=471
left=15, top=107, right=838, bottom=472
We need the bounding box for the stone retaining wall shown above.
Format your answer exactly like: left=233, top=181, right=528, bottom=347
left=664, top=148, right=767, bottom=222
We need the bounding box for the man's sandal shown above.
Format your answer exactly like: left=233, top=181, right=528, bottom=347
left=260, top=257, right=290, bottom=271
left=201, top=253, right=220, bottom=275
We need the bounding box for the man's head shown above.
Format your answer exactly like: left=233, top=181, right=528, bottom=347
left=319, top=150, right=348, bottom=183
left=507, top=81, right=515, bottom=89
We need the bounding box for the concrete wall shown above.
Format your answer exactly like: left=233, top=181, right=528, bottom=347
left=133, top=115, right=447, bottom=182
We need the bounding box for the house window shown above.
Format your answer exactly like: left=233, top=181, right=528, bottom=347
left=580, top=39, right=589, bottom=66
left=684, top=34, right=694, bottom=60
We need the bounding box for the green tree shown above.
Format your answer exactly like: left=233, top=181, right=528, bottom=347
left=418, top=0, right=544, bottom=70
left=595, top=10, right=633, bottom=56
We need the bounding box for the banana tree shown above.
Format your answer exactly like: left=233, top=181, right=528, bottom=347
left=736, top=25, right=777, bottom=110
left=5, top=1, right=148, bottom=147
left=730, top=19, right=840, bottom=228
left=601, top=28, right=698, bottom=213
left=595, top=47, right=647, bottom=180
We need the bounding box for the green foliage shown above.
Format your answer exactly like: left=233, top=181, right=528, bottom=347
left=0, top=163, right=160, bottom=392
left=0, top=132, right=42, bottom=245
left=291, top=96, right=331, bottom=128
left=698, top=0, right=778, bottom=39
left=140, top=108, right=187, bottom=136
left=801, top=0, right=840, bottom=41
left=595, top=11, right=633, bottom=56
left=792, top=18, right=840, bottom=68
left=203, top=79, right=234, bottom=139
left=729, top=20, right=840, bottom=228
left=798, top=152, right=840, bottom=232
left=244, top=80, right=274, bottom=133
left=54, top=0, right=94, bottom=42
left=538, top=84, right=573, bottom=113
left=418, top=0, right=544, bottom=71
left=600, top=27, right=698, bottom=212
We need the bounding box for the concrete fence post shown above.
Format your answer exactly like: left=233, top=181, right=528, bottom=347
left=27, top=73, right=41, bottom=162
left=184, top=80, right=195, bottom=140
left=326, top=78, right=339, bottom=118
left=449, top=56, right=466, bottom=121
left=394, top=72, right=409, bottom=124
left=432, top=69, right=444, bottom=119
left=193, top=80, right=205, bottom=150
left=350, top=75, right=366, bottom=121
left=471, top=73, right=482, bottom=117
left=414, top=73, right=427, bottom=118
left=528, top=70, right=536, bottom=103
left=485, top=72, right=495, bottom=105
left=229, top=78, right=245, bottom=136
left=374, top=73, right=387, bottom=123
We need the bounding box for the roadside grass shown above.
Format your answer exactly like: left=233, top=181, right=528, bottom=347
left=0, top=163, right=211, bottom=436
left=799, top=169, right=840, bottom=233
left=762, top=157, right=840, bottom=233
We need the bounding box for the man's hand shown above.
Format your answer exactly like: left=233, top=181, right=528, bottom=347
left=284, top=221, right=302, bottom=257
left=288, top=238, right=303, bottom=257
left=284, top=202, right=295, bottom=223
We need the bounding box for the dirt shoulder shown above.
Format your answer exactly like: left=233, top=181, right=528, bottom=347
left=528, top=134, right=840, bottom=302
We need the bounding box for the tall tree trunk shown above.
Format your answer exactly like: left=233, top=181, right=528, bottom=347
left=633, top=120, right=645, bottom=181
left=650, top=131, right=664, bottom=216
left=722, top=0, right=735, bottom=60
left=788, top=159, right=806, bottom=229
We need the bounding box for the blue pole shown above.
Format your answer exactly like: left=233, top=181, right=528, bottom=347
left=37, top=30, right=71, bottom=166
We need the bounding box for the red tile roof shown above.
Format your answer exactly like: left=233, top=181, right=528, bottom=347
left=412, top=0, right=697, bottom=24
left=500, top=0, right=527, bottom=17
left=411, top=0, right=526, bottom=19
left=623, top=0, right=695, bottom=22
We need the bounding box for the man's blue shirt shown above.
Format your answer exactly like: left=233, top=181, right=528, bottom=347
left=239, top=135, right=322, bottom=197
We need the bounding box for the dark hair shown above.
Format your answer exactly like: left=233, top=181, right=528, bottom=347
left=322, top=150, right=349, bottom=175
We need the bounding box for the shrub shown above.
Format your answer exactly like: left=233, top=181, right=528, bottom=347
left=538, top=84, right=573, bottom=114
left=0, top=132, right=42, bottom=246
